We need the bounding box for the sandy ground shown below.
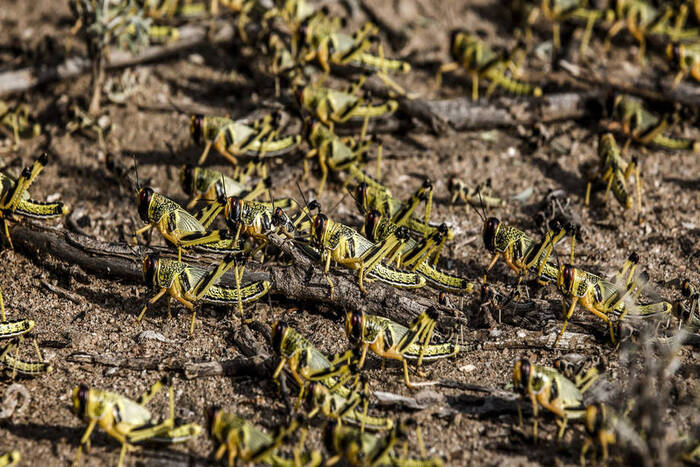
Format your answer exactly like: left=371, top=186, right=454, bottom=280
left=0, top=0, right=699, bottom=465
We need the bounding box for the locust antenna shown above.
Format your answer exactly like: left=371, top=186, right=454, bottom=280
left=468, top=186, right=486, bottom=222
left=132, top=154, right=141, bottom=191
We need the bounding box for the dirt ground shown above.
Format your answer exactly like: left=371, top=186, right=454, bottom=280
left=1, top=0, right=699, bottom=465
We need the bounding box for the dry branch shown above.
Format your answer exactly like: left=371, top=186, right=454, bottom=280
left=66, top=351, right=270, bottom=379
left=11, top=222, right=458, bottom=330
left=0, top=22, right=234, bottom=97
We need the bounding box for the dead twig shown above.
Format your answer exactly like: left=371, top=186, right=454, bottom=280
left=66, top=351, right=270, bottom=379
left=11, top=222, right=463, bottom=332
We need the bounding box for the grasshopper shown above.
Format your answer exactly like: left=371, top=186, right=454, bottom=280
left=552, top=354, right=602, bottom=393
left=0, top=153, right=68, bottom=249
left=304, top=118, right=380, bottom=193
left=531, top=0, right=603, bottom=53
left=272, top=321, right=392, bottom=431
left=296, top=81, right=399, bottom=132
left=479, top=213, right=576, bottom=285
left=271, top=321, right=357, bottom=400
left=607, top=93, right=700, bottom=152
left=667, top=40, right=700, bottom=84
left=354, top=180, right=455, bottom=264
left=324, top=421, right=444, bottom=467
left=179, top=164, right=267, bottom=209
left=294, top=10, right=410, bottom=92
left=448, top=177, right=505, bottom=207
left=190, top=112, right=302, bottom=166
left=581, top=403, right=617, bottom=465
left=0, top=342, right=53, bottom=377
left=437, top=31, right=542, bottom=101
left=304, top=380, right=394, bottom=432
left=71, top=376, right=202, bottom=467
left=302, top=205, right=425, bottom=297
left=140, top=253, right=270, bottom=335
left=194, top=194, right=297, bottom=257
left=512, top=358, right=587, bottom=440
left=677, top=278, right=699, bottom=327
left=363, top=209, right=474, bottom=294
left=137, top=0, right=208, bottom=20
left=0, top=451, right=19, bottom=467
left=554, top=253, right=673, bottom=346
left=134, top=186, right=231, bottom=260
left=585, top=133, right=642, bottom=213
left=0, top=286, right=51, bottom=377
left=605, top=0, right=696, bottom=62
left=207, top=409, right=322, bottom=467
left=319, top=308, right=474, bottom=389
left=0, top=100, right=40, bottom=150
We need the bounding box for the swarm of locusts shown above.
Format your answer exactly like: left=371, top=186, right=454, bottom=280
left=1, top=0, right=700, bottom=465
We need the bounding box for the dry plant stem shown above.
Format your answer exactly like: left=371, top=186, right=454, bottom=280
left=66, top=351, right=270, bottom=379
left=0, top=22, right=235, bottom=97
left=10, top=222, right=456, bottom=331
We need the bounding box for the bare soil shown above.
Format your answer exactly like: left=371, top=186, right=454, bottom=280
left=0, top=0, right=699, bottom=465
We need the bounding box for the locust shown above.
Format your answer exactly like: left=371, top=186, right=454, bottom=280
left=207, top=409, right=322, bottom=467
left=585, top=133, right=642, bottom=213
left=271, top=320, right=357, bottom=400
left=324, top=421, right=444, bottom=467
left=0, top=153, right=68, bottom=249
left=530, top=0, right=603, bottom=53
left=0, top=100, right=40, bottom=150
left=605, top=0, right=696, bottom=62
left=304, top=118, right=381, bottom=193
left=354, top=180, right=455, bottom=264
left=134, top=186, right=231, bottom=260
left=0, top=286, right=51, bottom=378
left=179, top=164, right=267, bottom=209
left=190, top=112, right=301, bottom=166
left=554, top=253, right=673, bottom=346
left=437, top=31, right=542, bottom=101
left=363, top=209, right=475, bottom=294
left=581, top=403, right=617, bottom=465
left=667, top=40, right=700, bottom=84
left=0, top=451, right=19, bottom=467
left=676, top=278, right=699, bottom=327
left=294, top=9, right=410, bottom=92
left=71, top=377, right=202, bottom=466
left=448, top=177, right=505, bottom=208
left=478, top=213, right=577, bottom=285
left=512, top=358, right=587, bottom=439
left=296, top=81, right=399, bottom=133
left=304, top=380, right=394, bottom=432
left=316, top=308, right=475, bottom=389
left=607, top=93, right=700, bottom=152
left=140, top=253, right=270, bottom=335
left=301, top=203, right=425, bottom=297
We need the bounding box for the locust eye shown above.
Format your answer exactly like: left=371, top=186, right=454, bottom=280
left=271, top=321, right=288, bottom=352
left=137, top=187, right=154, bottom=222
left=562, top=264, right=574, bottom=290
left=356, top=182, right=368, bottom=202
left=181, top=164, right=195, bottom=195
left=365, top=210, right=381, bottom=242
left=190, top=114, right=204, bottom=145
left=347, top=311, right=362, bottom=344
left=313, top=214, right=327, bottom=240
left=226, top=197, right=243, bottom=228
left=75, top=384, right=89, bottom=416
left=207, top=406, right=221, bottom=433
left=483, top=217, right=500, bottom=252
left=143, top=254, right=158, bottom=284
